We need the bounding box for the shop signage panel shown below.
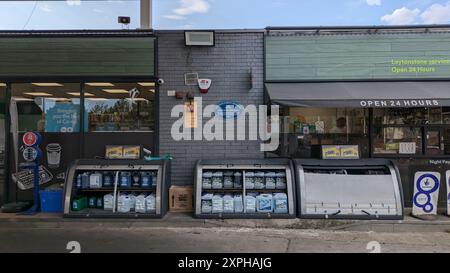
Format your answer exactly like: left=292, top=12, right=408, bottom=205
left=0, top=37, right=155, bottom=77
left=399, top=142, right=417, bottom=155
left=266, top=33, right=450, bottom=81
left=340, top=146, right=360, bottom=159
left=359, top=99, right=440, bottom=108
left=322, top=145, right=360, bottom=160
left=105, top=146, right=123, bottom=159
left=412, top=172, right=441, bottom=216
left=322, top=146, right=341, bottom=159
left=122, top=146, right=141, bottom=159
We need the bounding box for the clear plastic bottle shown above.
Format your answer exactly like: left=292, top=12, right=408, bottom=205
left=276, top=171, right=287, bottom=189
left=212, top=171, right=224, bottom=189
left=255, top=172, right=266, bottom=189
left=223, top=171, right=234, bottom=189
left=223, top=194, right=234, bottom=213
left=234, top=172, right=243, bottom=189
left=202, top=172, right=213, bottom=189
left=245, top=172, right=255, bottom=189
left=201, top=193, right=214, bottom=214
left=265, top=172, right=276, bottom=190
left=234, top=194, right=244, bottom=213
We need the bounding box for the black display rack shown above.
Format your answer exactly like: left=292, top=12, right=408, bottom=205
left=194, top=159, right=296, bottom=219
left=63, top=159, right=170, bottom=218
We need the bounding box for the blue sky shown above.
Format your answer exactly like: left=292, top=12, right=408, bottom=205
left=1, top=0, right=450, bottom=30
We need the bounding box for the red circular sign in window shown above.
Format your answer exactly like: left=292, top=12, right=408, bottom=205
left=23, top=132, right=38, bottom=147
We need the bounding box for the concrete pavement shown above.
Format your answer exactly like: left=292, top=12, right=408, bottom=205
left=0, top=225, right=449, bottom=253
left=0, top=211, right=450, bottom=253
left=1, top=211, right=450, bottom=233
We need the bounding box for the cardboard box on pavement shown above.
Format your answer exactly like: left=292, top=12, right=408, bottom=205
left=169, top=186, right=193, bottom=212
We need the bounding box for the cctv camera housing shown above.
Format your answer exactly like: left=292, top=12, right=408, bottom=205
left=157, top=79, right=165, bottom=85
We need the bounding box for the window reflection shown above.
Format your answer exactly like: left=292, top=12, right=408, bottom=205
left=374, top=107, right=450, bottom=126
left=11, top=83, right=81, bottom=133
left=84, top=82, right=155, bottom=132
left=277, top=108, right=369, bottom=158
left=373, top=127, right=422, bottom=155
left=373, top=108, right=450, bottom=156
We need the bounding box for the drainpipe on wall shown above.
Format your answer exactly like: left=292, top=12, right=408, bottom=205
left=140, top=0, right=152, bottom=30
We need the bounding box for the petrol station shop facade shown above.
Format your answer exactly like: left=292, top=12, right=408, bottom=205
left=1, top=26, right=450, bottom=209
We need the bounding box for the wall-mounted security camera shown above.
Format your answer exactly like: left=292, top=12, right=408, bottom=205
left=157, top=78, right=165, bottom=85
left=118, top=16, right=131, bottom=24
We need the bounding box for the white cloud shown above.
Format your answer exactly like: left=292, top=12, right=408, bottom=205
left=93, top=9, right=104, bottom=13
left=173, top=0, right=210, bottom=16
left=381, top=7, right=420, bottom=25
left=164, top=14, right=186, bottom=20
left=66, top=0, right=81, bottom=6
left=40, top=4, right=52, bottom=13
left=366, top=0, right=381, bottom=6
left=421, top=2, right=450, bottom=24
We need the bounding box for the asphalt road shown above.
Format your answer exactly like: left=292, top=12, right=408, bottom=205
left=0, top=226, right=449, bottom=253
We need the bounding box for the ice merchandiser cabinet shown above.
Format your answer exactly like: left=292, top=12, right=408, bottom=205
left=63, top=159, right=170, bottom=218
left=294, top=159, right=404, bottom=220
left=194, top=159, right=296, bottom=219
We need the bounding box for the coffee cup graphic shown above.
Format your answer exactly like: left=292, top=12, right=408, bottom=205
left=46, top=143, right=62, bottom=169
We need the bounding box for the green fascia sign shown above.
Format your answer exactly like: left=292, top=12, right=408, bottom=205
left=266, top=32, right=450, bottom=81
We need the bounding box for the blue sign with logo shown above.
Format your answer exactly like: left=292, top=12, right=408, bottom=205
left=412, top=172, right=441, bottom=215
left=215, top=101, right=244, bottom=120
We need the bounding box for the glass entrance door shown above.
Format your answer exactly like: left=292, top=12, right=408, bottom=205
left=426, top=127, right=445, bottom=156
left=10, top=83, right=82, bottom=202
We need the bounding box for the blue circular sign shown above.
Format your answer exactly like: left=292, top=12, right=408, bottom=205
left=215, top=101, right=244, bottom=120
left=22, top=146, right=42, bottom=162
left=413, top=173, right=440, bottom=213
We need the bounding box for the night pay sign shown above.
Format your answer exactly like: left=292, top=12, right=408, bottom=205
left=413, top=172, right=441, bottom=216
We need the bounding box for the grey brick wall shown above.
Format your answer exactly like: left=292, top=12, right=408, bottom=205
left=157, top=31, right=265, bottom=185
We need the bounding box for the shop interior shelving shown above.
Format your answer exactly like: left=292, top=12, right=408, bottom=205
left=194, top=159, right=296, bottom=219
left=63, top=159, right=170, bottom=218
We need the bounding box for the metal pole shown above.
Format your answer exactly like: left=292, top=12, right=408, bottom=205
left=140, top=0, right=152, bottom=30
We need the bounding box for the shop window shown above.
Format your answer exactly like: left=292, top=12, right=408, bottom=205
left=373, top=127, right=423, bottom=155
left=11, top=83, right=81, bottom=133
left=277, top=108, right=369, bottom=158
left=373, top=107, right=449, bottom=126
left=373, top=108, right=450, bottom=156
left=84, top=82, right=155, bottom=132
